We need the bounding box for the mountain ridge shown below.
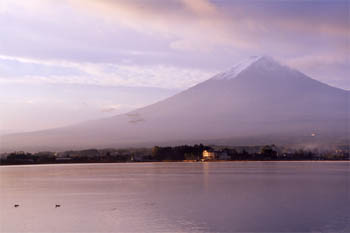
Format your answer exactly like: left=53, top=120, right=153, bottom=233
left=1, top=56, right=349, bottom=152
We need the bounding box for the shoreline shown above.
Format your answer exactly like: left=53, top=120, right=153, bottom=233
left=1, top=159, right=349, bottom=167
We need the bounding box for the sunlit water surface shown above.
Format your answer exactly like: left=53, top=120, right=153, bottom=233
left=0, top=162, right=349, bottom=233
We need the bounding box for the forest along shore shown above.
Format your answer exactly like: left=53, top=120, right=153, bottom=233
left=1, top=144, right=349, bottom=165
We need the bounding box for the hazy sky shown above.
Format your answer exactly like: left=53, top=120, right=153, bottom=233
left=0, top=0, right=349, bottom=133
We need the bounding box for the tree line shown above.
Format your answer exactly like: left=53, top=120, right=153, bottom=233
left=1, top=144, right=349, bottom=165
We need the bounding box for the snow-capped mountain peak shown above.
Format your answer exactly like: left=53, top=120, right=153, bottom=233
left=213, top=56, right=284, bottom=80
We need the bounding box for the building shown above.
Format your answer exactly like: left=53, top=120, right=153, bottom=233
left=202, top=150, right=216, bottom=160
left=202, top=149, right=231, bottom=161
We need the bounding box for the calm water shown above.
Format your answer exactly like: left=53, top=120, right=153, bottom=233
left=0, top=162, right=349, bottom=233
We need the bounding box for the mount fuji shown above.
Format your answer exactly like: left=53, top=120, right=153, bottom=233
left=1, top=56, right=349, bottom=152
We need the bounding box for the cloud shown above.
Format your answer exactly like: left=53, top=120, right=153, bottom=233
left=67, top=0, right=257, bottom=52
left=101, top=104, right=122, bottom=113
left=0, top=0, right=348, bottom=89
left=0, top=54, right=216, bottom=89
left=67, top=0, right=349, bottom=53
left=286, top=54, right=348, bottom=70
left=181, top=0, right=216, bottom=15
left=1, top=0, right=348, bottom=70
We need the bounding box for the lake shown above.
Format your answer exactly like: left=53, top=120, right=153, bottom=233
left=0, top=162, right=349, bottom=232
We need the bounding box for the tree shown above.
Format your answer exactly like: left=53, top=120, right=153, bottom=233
left=260, top=145, right=277, bottom=160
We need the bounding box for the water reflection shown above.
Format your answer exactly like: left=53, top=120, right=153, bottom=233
left=202, top=162, right=210, bottom=193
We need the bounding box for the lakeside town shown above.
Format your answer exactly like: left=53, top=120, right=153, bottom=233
left=1, top=144, right=349, bottom=165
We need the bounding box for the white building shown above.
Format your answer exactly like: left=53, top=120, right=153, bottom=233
left=202, top=150, right=231, bottom=161
left=202, top=150, right=216, bottom=160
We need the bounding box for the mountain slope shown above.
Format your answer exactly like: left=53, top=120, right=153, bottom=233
left=1, top=56, right=349, bottom=152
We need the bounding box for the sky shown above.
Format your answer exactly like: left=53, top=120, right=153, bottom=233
left=0, top=0, right=349, bottom=133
